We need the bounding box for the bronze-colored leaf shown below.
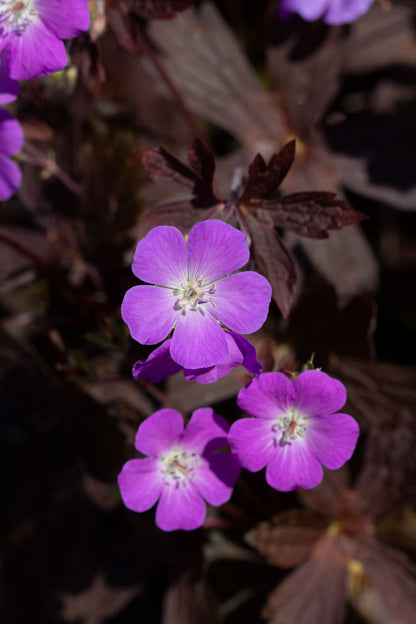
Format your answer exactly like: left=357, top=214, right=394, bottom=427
left=240, top=140, right=296, bottom=203
left=108, top=0, right=194, bottom=20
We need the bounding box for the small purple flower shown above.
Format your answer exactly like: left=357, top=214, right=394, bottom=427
left=122, top=220, right=272, bottom=370
left=132, top=332, right=262, bottom=385
left=228, top=370, right=359, bottom=491
left=0, top=0, right=90, bottom=80
left=278, top=0, right=373, bottom=25
left=118, top=407, right=241, bottom=531
left=0, top=108, right=23, bottom=201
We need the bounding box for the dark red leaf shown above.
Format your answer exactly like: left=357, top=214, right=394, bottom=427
left=240, top=140, right=296, bottom=202
left=248, top=192, right=366, bottom=239
left=238, top=210, right=296, bottom=318
left=107, top=0, right=194, bottom=20
left=187, top=138, right=217, bottom=199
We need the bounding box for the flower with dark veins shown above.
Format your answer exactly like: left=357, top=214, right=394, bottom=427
left=122, top=219, right=272, bottom=370
left=0, top=0, right=90, bottom=80
left=228, top=370, right=359, bottom=491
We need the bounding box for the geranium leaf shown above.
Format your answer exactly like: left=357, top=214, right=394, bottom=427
left=107, top=0, right=193, bottom=20
left=240, top=140, right=296, bottom=202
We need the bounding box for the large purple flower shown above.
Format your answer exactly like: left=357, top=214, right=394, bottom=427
left=278, top=0, right=373, bottom=25
left=0, top=108, right=23, bottom=201
left=118, top=407, right=241, bottom=531
left=0, top=0, right=90, bottom=80
left=228, top=370, right=359, bottom=491
left=122, top=220, right=272, bottom=370
left=132, top=332, right=262, bottom=385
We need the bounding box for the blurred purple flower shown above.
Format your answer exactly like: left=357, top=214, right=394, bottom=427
left=0, top=0, right=90, bottom=80
left=122, top=220, right=272, bottom=370
left=0, top=49, right=19, bottom=102
left=228, top=370, right=359, bottom=491
left=118, top=407, right=241, bottom=531
left=132, top=332, right=262, bottom=384
left=0, top=108, right=23, bottom=201
left=278, top=0, right=373, bottom=24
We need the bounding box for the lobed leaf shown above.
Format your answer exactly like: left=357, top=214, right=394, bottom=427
left=240, top=140, right=296, bottom=203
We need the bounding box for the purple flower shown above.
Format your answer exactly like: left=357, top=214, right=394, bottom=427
left=132, top=332, right=262, bottom=385
left=0, top=0, right=90, bottom=80
left=278, top=0, right=373, bottom=25
left=122, top=220, right=272, bottom=370
left=0, top=48, right=19, bottom=102
left=228, top=370, right=359, bottom=491
left=118, top=407, right=241, bottom=531
left=0, top=108, right=23, bottom=201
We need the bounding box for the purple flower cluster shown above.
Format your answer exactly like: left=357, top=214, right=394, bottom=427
left=278, top=0, right=373, bottom=24
left=122, top=219, right=272, bottom=380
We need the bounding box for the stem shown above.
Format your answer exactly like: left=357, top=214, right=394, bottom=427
left=22, top=142, right=82, bottom=196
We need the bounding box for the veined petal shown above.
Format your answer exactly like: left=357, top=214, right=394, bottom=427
left=228, top=417, right=276, bottom=471
left=307, top=413, right=360, bottom=469
left=0, top=155, right=21, bottom=201
left=7, top=18, right=67, bottom=80
left=293, top=371, right=346, bottom=418
left=0, top=110, right=24, bottom=155
left=229, top=333, right=263, bottom=377
left=181, top=408, right=229, bottom=454
left=121, top=285, right=178, bottom=345
left=118, top=458, right=163, bottom=513
left=36, top=0, right=90, bottom=39
left=132, top=339, right=182, bottom=383
left=193, top=456, right=240, bottom=506
left=171, top=307, right=228, bottom=368
left=266, top=440, right=323, bottom=491
left=135, top=409, right=184, bottom=456
left=187, top=220, right=249, bottom=283
left=237, top=373, right=295, bottom=420
left=156, top=482, right=206, bottom=531
left=212, top=272, right=271, bottom=334
left=132, top=226, right=187, bottom=287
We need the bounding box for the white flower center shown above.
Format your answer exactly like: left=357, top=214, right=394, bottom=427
left=160, top=447, right=201, bottom=487
left=174, top=274, right=216, bottom=313
left=271, top=407, right=308, bottom=447
left=0, top=0, right=38, bottom=35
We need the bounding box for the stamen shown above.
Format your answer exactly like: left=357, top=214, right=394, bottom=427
left=0, top=0, right=38, bottom=36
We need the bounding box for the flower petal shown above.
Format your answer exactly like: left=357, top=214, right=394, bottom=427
left=7, top=18, right=67, bottom=80
left=170, top=306, right=228, bottom=368
left=118, top=458, right=163, bottom=513
left=132, top=226, right=187, bottom=287
left=278, top=0, right=330, bottom=21
left=135, top=408, right=184, bottom=457
left=293, top=370, right=346, bottom=418
left=307, top=413, right=360, bottom=469
left=266, top=440, right=323, bottom=491
left=237, top=373, right=295, bottom=420
left=193, top=455, right=240, bottom=506
left=187, top=220, right=250, bottom=283
left=132, top=339, right=182, bottom=382
left=212, top=272, right=271, bottom=334
left=181, top=408, right=229, bottom=454
left=0, top=50, right=19, bottom=103
left=228, top=417, right=276, bottom=471
left=155, top=482, right=206, bottom=531
left=0, top=155, right=21, bottom=201
left=36, top=0, right=90, bottom=39
left=0, top=109, right=24, bottom=155
left=229, top=333, right=263, bottom=377
left=121, top=285, right=178, bottom=345
left=325, top=0, right=373, bottom=25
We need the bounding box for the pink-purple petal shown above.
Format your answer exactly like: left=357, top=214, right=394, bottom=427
left=293, top=370, right=346, bottom=418
left=117, top=458, right=163, bottom=513
left=132, top=225, right=187, bottom=287
left=170, top=307, right=228, bottom=368
left=0, top=155, right=22, bottom=201
left=193, top=456, right=240, bottom=506
left=135, top=408, right=184, bottom=457
left=121, top=285, right=178, bottom=345
left=181, top=408, right=229, bottom=454
left=0, top=50, right=19, bottom=103
left=228, top=417, right=276, bottom=471
left=156, top=483, right=207, bottom=531
left=266, top=440, right=324, bottom=491
left=237, top=373, right=295, bottom=420
left=36, top=0, right=90, bottom=39
left=132, top=339, right=182, bottom=382
left=212, top=271, right=271, bottom=334
left=0, top=109, right=24, bottom=155
left=7, top=19, right=68, bottom=80
left=230, top=333, right=263, bottom=377
left=187, top=220, right=250, bottom=283
left=306, top=413, right=360, bottom=469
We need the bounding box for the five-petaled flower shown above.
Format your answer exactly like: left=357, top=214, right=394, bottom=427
left=0, top=0, right=90, bottom=80
left=118, top=407, right=241, bottom=531
left=122, top=220, right=272, bottom=370
left=278, top=0, right=373, bottom=25
left=228, top=370, right=359, bottom=491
